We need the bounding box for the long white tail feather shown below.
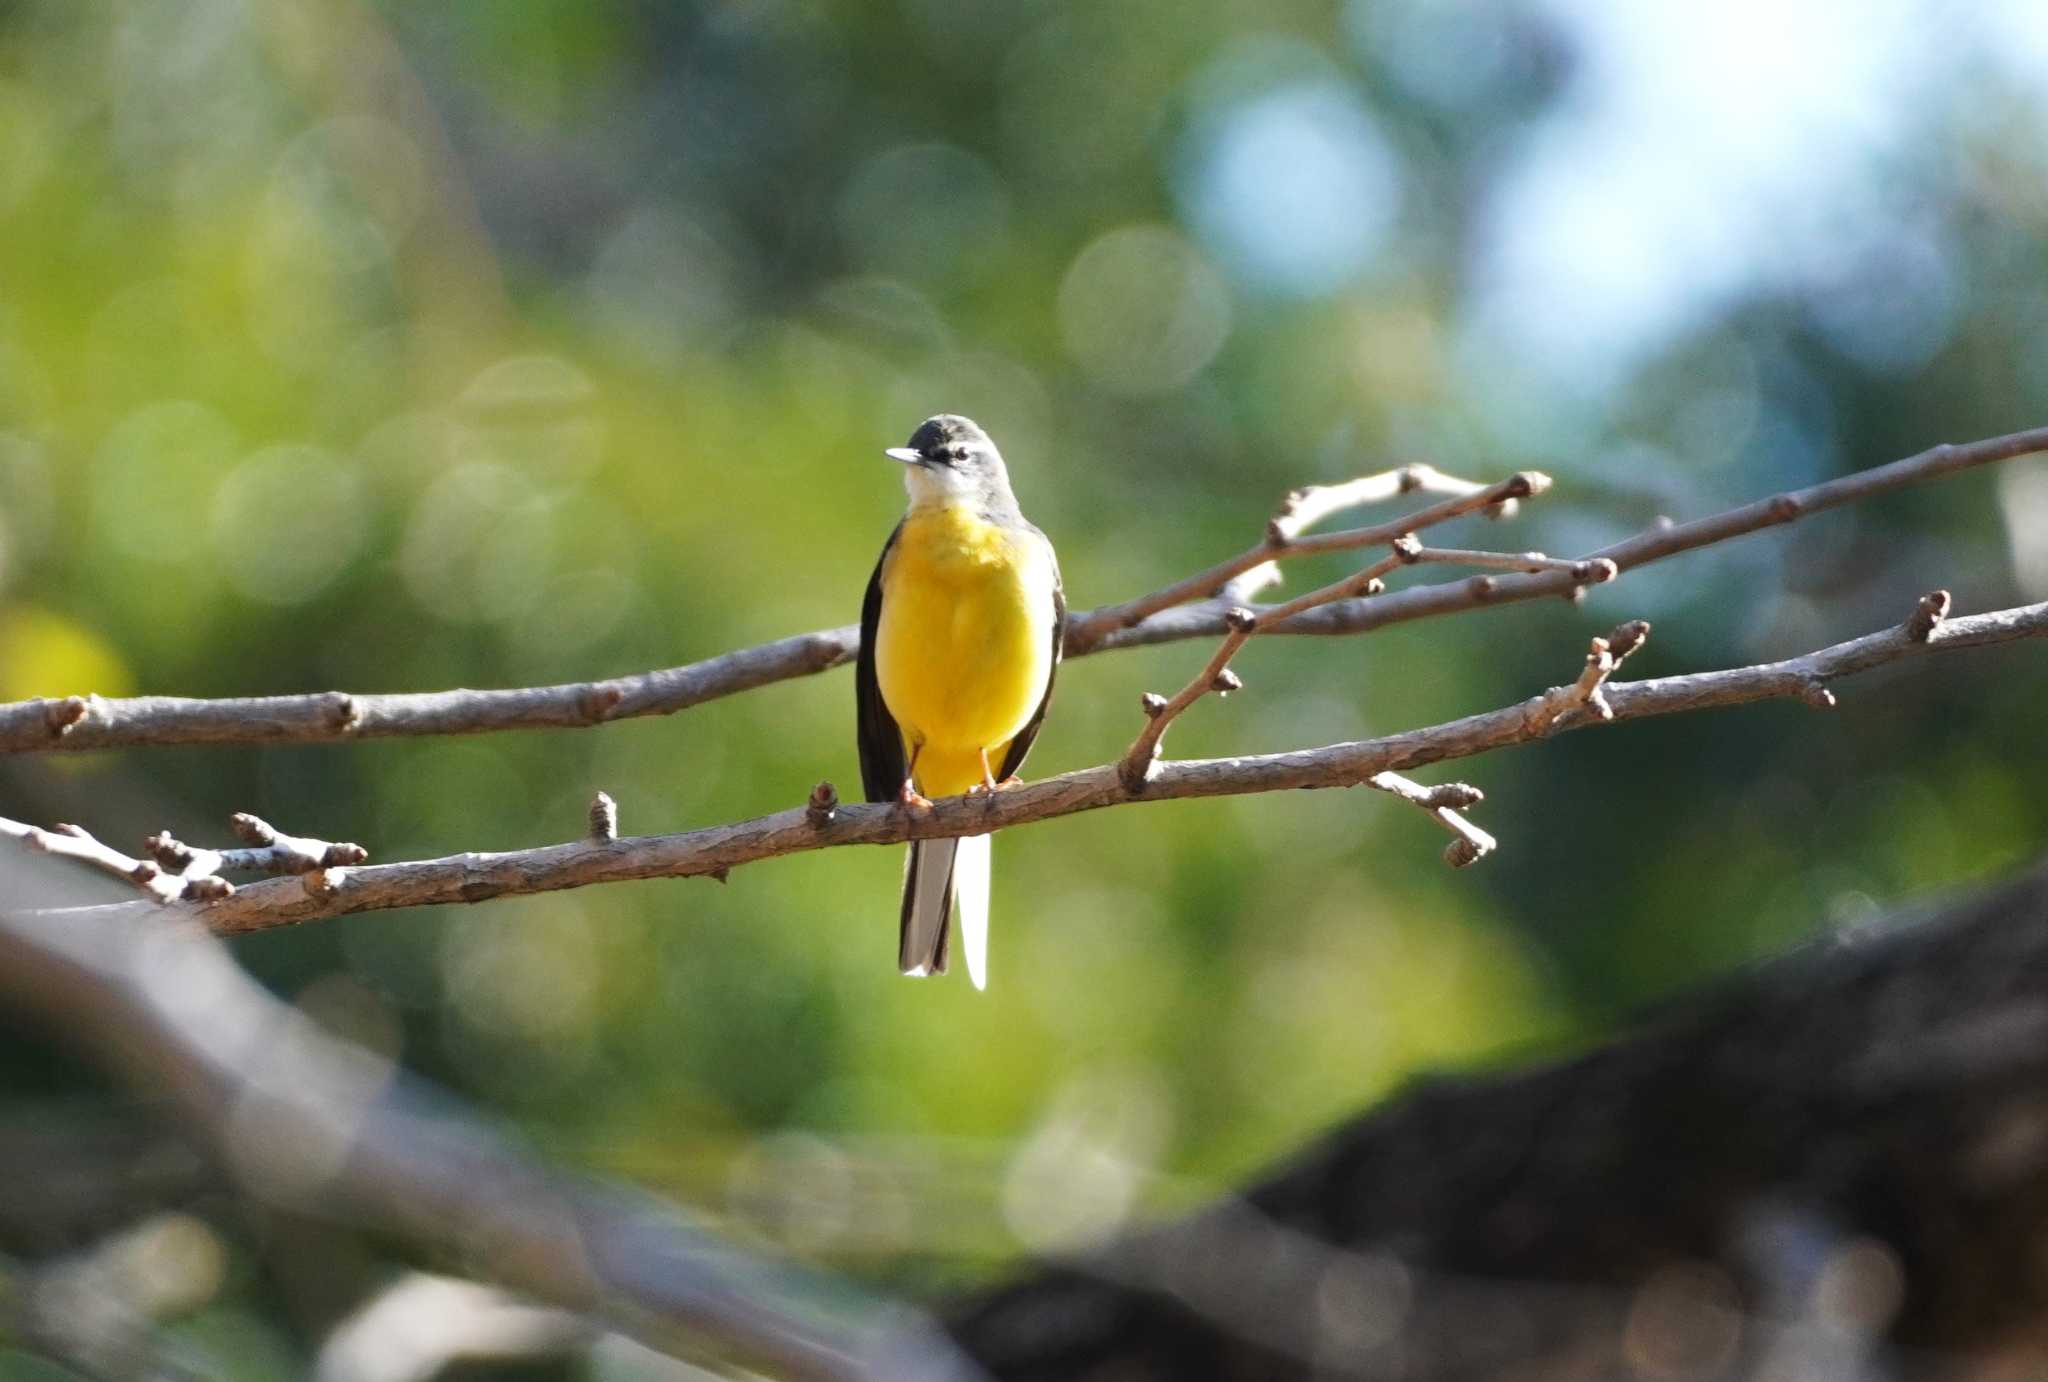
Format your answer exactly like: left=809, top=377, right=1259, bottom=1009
left=898, top=838, right=958, bottom=977
left=953, top=834, right=991, bottom=991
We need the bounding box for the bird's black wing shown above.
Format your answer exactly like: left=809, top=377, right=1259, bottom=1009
left=998, top=530, right=1064, bottom=782
left=856, top=521, right=908, bottom=803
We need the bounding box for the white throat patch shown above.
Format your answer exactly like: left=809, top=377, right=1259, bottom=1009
left=903, top=460, right=982, bottom=507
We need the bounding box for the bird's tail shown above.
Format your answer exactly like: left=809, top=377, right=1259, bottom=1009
left=899, top=834, right=991, bottom=990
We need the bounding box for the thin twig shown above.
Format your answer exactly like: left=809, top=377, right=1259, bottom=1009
left=1069, top=471, right=1549, bottom=650
left=1087, top=425, right=2048, bottom=655
left=1367, top=771, right=1496, bottom=867
left=14, top=596, right=2034, bottom=936
left=155, top=813, right=369, bottom=877
left=1119, top=609, right=1258, bottom=790
left=1521, top=619, right=1654, bottom=734
left=1250, top=543, right=1412, bottom=629
left=0, top=820, right=224, bottom=904
left=1219, top=462, right=1520, bottom=604
left=2, top=427, right=2044, bottom=756
left=0, top=815, right=367, bottom=906
left=1408, top=546, right=1616, bottom=581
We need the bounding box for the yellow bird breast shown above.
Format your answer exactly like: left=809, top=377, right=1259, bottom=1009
left=876, top=504, right=1055, bottom=797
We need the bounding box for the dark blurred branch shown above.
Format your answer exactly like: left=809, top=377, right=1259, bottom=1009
left=12, top=593, right=2035, bottom=935
left=3, top=426, right=2040, bottom=756
left=10, top=1212, right=223, bottom=1381
left=945, top=860, right=2048, bottom=1380
left=313, top=1274, right=595, bottom=1382
left=0, top=862, right=981, bottom=1382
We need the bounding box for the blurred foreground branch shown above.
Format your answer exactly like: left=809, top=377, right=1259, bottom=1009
left=12, top=593, right=2040, bottom=933
left=947, top=860, right=2048, bottom=1380
left=0, top=859, right=978, bottom=1382
left=1, top=426, right=2042, bottom=755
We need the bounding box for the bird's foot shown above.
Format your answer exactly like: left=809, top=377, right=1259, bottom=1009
left=896, top=781, right=933, bottom=812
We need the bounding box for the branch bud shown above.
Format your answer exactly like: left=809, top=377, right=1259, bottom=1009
left=806, top=780, right=839, bottom=826
left=1906, top=589, right=1950, bottom=642
left=589, top=791, right=619, bottom=842
left=324, top=692, right=360, bottom=730
left=1605, top=619, right=1652, bottom=662
left=581, top=684, right=625, bottom=722
left=44, top=696, right=87, bottom=736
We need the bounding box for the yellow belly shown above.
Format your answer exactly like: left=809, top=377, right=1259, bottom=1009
left=876, top=504, right=1055, bottom=798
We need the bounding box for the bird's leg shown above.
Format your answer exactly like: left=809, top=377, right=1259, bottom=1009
left=898, top=744, right=932, bottom=811
left=971, top=748, right=1024, bottom=794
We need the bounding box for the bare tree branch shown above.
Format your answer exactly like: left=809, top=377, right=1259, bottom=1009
left=0, top=859, right=983, bottom=1382
left=0, top=818, right=219, bottom=904
left=1066, top=470, right=1550, bottom=649
left=10, top=594, right=2035, bottom=937
left=0, top=629, right=855, bottom=755
left=1085, top=423, right=2048, bottom=653
left=1, top=425, right=2042, bottom=757
left=1120, top=539, right=1615, bottom=792
left=0, top=814, right=366, bottom=906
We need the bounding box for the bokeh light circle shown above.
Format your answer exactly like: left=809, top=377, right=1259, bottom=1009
left=1057, top=224, right=1231, bottom=394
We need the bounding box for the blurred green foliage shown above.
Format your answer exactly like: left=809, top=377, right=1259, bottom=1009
left=2, top=0, right=2046, bottom=1372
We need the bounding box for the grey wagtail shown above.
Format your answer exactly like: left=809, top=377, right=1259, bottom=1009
left=856, top=415, right=1064, bottom=990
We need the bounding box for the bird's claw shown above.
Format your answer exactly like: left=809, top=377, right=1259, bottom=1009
left=896, top=783, right=933, bottom=812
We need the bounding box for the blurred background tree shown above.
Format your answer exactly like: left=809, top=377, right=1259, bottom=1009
left=1, top=0, right=2045, bottom=1373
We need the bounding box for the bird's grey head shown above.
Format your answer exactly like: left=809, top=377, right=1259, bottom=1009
left=885, top=414, right=1016, bottom=512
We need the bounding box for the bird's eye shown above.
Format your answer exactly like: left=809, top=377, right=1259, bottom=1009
left=948, top=445, right=969, bottom=463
